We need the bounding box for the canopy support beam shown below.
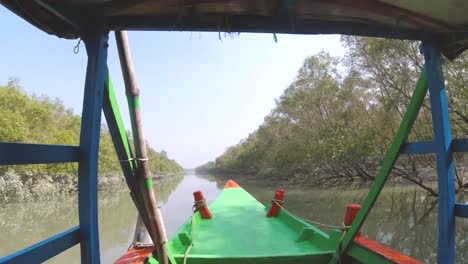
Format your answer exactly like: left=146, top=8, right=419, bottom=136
left=331, top=39, right=457, bottom=264
left=78, top=31, right=109, bottom=264
left=422, top=39, right=456, bottom=264
left=329, top=66, right=428, bottom=263
left=102, top=70, right=155, bottom=247
left=115, top=30, right=168, bottom=264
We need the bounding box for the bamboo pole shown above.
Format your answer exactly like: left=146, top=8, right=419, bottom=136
left=103, top=72, right=155, bottom=240
left=115, top=30, right=168, bottom=264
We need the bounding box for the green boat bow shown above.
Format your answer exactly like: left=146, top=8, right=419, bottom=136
left=140, top=180, right=421, bottom=264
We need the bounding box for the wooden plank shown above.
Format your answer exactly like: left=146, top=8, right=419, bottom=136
left=77, top=32, right=109, bottom=264
left=311, top=0, right=450, bottom=31
left=276, top=0, right=300, bottom=16
left=116, top=31, right=168, bottom=264
left=349, top=236, right=423, bottom=264
left=0, top=226, right=80, bottom=264
left=452, top=138, right=468, bottom=152
left=0, top=142, right=78, bottom=165
left=114, top=246, right=155, bottom=264
left=33, top=0, right=80, bottom=30
left=102, top=70, right=154, bottom=240
left=329, top=67, right=428, bottom=263
left=102, top=70, right=137, bottom=192
left=454, top=203, right=468, bottom=218
left=400, top=139, right=468, bottom=154
left=423, top=40, right=456, bottom=264
left=400, top=141, right=434, bottom=154
left=110, top=14, right=424, bottom=41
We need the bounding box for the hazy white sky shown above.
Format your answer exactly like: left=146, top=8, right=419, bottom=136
left=0, top=6, right=345, bottom=168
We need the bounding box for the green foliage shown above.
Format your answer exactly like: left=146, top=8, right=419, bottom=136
left=147, top=145, right=184, bottom=176
left=0, top=80, right=183, bottom=178
left=198, top=37, right=468, bottom=193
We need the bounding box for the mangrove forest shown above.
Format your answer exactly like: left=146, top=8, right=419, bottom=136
left=0, top=79, right=183, bottom=200
left=197, top=36, right=468, bottom=196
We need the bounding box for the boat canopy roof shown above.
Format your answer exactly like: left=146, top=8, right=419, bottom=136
left=2, top=0, right=468, bottom=59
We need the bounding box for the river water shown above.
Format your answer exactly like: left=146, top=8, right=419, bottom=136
left=2, top=173, right=468, bottom=263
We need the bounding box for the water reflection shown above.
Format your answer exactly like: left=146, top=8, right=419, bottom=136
left=3, top=173, right=468, bottom=263
left=0, top=174, right=185, bottom=263
left=196, top=174, right=468, bottom=263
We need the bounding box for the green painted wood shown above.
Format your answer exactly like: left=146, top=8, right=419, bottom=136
left=103, top=71, right=136, bottom=189
left=329, top=67, right=428, bottom=263
left=142, top=182, right=419, bottom=264
left=116, top=31, right=168, bottom=263
left=346, top=244, right=395, bottom=264
left=103, top=70, right=155, bottom=245
left=160, top=186, right=336, bottom=264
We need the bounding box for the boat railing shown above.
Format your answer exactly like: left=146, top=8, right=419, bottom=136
left=0, top=34, right=110, bottom=264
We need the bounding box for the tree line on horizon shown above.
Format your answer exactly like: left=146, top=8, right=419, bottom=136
left=0, top=79, right=184, bottom=200
left=196, top=36, right=468, bottom=195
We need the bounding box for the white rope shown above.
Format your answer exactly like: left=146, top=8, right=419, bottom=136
left=183, top=209, right=196, bottom=264
left=271, top=200, right=348, bottom=230
left=119, top=157, right=149, bottom=163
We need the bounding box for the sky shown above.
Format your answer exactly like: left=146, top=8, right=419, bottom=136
left=0, top=6, right=345, bottom=168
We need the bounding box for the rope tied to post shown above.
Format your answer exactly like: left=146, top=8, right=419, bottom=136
left=193, top=198, right=206, bottom=212
left=127, top=241, right=154, bottom=250
left=119, top=157, right=149, bottom=163
left=271, top=198, right=283, bottom=206
left=270, top=200, right=349, bottom=231
left=270, top=199, right=350, bottom=263
left=183, top=193, right=213, bottom=264
left=183, top=199, right=201, bottom=264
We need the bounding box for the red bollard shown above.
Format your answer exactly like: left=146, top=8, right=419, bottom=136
left=266, top=189, right=284, bottom=217
left=193, top=191, right=212, bottom=219
left=344, top=204, right=361, bottom=234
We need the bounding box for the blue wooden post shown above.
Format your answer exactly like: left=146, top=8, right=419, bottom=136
left=78, top=32, right=109, bottom=263
left=422, top=40, right=456, bottom=263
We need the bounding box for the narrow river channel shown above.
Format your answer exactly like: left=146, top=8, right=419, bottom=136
left=2, top=173, right=468, bottom=263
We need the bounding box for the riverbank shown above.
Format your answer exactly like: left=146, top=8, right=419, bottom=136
left=0, top=169, right=184, bottom=202
left=4, top=172, right=467, bottom=263
left=195, top=171, right=440, bottom=196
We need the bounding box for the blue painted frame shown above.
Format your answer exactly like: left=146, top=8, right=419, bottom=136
left=0, top=227, right=80, bottom=264
left=0, top=32, right=109, bottom=264
left=422, top=39, right=456, bottom=264
left=454, top=203, right=468, bottom=218
left=0, top=143, right=79, bottom=165
left=401, top=138, right=468, bottom=155
left=77, top=32, right=109, bottom=264
left=400, top=141, right=435, bottom=155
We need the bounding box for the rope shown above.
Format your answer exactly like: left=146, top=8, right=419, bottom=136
left=271, top=200, right=348, bottom=231
left=272, top=198, right=283, bottom=206
left=193, top=199, right=206, bottom=212
left=183, top=199, right=209, bottom=264
left=127, top=241, right=154, bottom=251
left=183, top=199, right=203, bottom=264
left=73, top=39, right=82, bottom=54
left=271, top=200, right=349, bottom=263
left=119, top=157, right=149, bottom=163
left=182, top=211, right=195, bottom=264
left=336, top=227, right=347, bottom=264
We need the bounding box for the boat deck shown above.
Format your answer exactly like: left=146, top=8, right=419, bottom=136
left=166, top=185, right=335, bottom=264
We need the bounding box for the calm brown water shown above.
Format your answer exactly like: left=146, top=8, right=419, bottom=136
left=2, top=173, right=468, bottom=263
